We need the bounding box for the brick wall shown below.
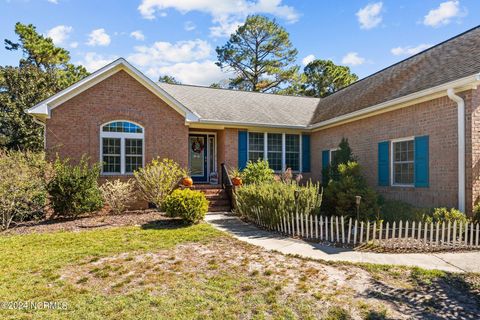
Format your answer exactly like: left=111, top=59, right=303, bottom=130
left=311, top=93, right=466, bottom=210
left=466, top=87, right=480, bottom=213
left=46, top=70, right=189, bottom=168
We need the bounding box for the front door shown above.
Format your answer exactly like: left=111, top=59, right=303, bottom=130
left=189, top=134, right=208, bottom=182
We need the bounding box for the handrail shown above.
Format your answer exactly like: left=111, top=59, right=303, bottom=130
left=221, top=163, right=233, bottom=209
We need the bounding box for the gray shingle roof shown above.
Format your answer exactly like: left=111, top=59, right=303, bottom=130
left=157, top=83, right=320, bottom=127
left=310, top=25, right=480, bottom=124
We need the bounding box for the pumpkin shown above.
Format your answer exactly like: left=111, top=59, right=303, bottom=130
left=232, top=176, right=242, bottom=186
left=181, top=177, right=193, bottom=187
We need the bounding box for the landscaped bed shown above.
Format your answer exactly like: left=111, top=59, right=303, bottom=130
left=1, top=213, right=479, bottom=319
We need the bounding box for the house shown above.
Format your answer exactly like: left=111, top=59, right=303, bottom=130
left=28, top=26, right=480, bottom=214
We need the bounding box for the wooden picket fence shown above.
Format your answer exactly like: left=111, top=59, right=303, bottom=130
left=247, top=207, right=480, bottom=248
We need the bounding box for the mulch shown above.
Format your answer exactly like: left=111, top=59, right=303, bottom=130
left=2, top=210, right=176, bottom=236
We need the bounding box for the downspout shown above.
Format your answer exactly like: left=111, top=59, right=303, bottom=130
left=447, top=88, right=465, bottom=213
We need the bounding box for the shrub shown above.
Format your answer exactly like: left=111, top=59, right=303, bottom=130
left=0, top=150, right=50, bottom=229
left=48, top=157, right=103, bottom=217
left=323, top=137, right=357, bottom=185
left=100, top=179, right=135, bottom=214
left=424, top=207, right=469, bottom=225
left=241, top=159, right=274, bottom=185
left=322, top=161, right=379, bottom=220
left=134, top=158, right=187, bottom=209
left=235, top=180, right=322, bottom=227
left=163, top=189, right=208, bottom=224
left=380, top=199, right=431, bottom=223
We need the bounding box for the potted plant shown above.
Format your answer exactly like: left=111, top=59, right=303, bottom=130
left=229, top=168, right=243, bottom=186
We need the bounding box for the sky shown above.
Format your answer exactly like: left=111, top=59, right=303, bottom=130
left=1, top=0, right=479, bottom=86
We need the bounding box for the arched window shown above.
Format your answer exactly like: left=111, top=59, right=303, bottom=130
left=100, top=121, right=144, bottom=174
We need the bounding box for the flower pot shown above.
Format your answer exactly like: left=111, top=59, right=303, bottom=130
left=232, top=176, right=242, bottom=186
left=181, top=177, right=193, bottom=187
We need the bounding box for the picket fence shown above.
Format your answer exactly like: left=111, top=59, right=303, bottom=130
left=248, top=207, right=480, bottom=248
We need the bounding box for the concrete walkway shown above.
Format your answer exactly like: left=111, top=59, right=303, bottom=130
left=206, top=213, right=480, bottom=273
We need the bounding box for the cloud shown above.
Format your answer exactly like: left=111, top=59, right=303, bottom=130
left=147, top=60, right=228, bottom=85
left=184, top=21, right=196, bottom=31
left=130, top=30, right=145, bottom=41
left=47, top=0, right=58, bottom=3
left=86, top=28, right=111, bottom=46
left=391, top=43, right=432, bottom=56
left=70, top=42, right=78, bottom=48
left=423, top=1, right=465, bottom=27
left=356, top=2, right=383, bottom=29
left=46, top=25, right=72, bottom=45
left=77, top=52, right=118, bottom=72
left=341, top=52, right=365, bottom=66
left=301, top=54, right=316, bottom=66
left=137, top=0, right=299, bottom=37
left=128, top=39, right=212, bottom=67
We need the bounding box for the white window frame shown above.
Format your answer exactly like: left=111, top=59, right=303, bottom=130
left=100, top=120, right=145, bottom=175
left=247, top=132, right=303, bottom=172
left=329, top=148, right=340, bottom=164
left=390, top=137, right=415, bottom=187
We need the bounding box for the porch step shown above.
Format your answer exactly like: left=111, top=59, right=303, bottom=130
left=192, top=185, right=231, bottom=212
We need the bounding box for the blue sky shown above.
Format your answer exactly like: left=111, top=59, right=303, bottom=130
left=1, top=0, right=479, bottom=85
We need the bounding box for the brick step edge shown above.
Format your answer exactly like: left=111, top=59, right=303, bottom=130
left=208, top=206, right=232, bottom=212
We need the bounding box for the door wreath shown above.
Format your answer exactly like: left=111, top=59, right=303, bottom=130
left=191, top=138, right=204, bottom=153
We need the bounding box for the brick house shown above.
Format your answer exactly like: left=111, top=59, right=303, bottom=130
left=28, top=27, right=480, bottom=214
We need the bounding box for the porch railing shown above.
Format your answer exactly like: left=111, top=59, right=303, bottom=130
left=220, top=163, right=233, bottom=209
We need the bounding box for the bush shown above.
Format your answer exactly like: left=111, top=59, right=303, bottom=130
left=235, top=180, right=322, bottom=227
left=322, top=161, right=379, bottom=220
left=323, top=137, right=356, bottom=185
left=425, top=207, right=469, bottom=225
left=134, top=158, right=187, bottom=209
left=0, top=150, right=50, bottom=229
left=163, top=189, right=208, bottom=224
left=241, top=159, right=274, bottom=185
left=380, top=199, right=431, bottom=223
left=100, top=179, right=135, bottom=214
left=48, top=157, right=103, bottom=217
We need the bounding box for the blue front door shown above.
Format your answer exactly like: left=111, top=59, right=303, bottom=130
left=189, top=134, right=208, bottom=182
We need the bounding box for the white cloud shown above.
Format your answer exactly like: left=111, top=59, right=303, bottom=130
left=128, top=39, right=212, bottom=67
left=147, top=60, right=228, bottom=85
left=184, top=21, right=196, bottom=31
left=46, top=25, right=72, bottom=45
left=423, top=1, right=464, bottom=27
left=356, top=2, right=383, bottom=29
left=77, top=52, right=118, bottom=72
left=302, top=54, right=316, bottom=66
left=137, top=0, right=299, bottom=37
left=47, top=0, right=58, bottom=4
left=341, top=52, right=365, bottom=66
left=86, top=28, right=111, bottom=46
left=391, top=43, right=432, bottom=56
left=70, top=42, right=78, bottom=48
left=130, top=30, right=145, bottom=41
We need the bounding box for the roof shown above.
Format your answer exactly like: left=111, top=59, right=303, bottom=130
left=157, top=83, right=319, bottom=127
left=310, top=25, right=480, bottom=124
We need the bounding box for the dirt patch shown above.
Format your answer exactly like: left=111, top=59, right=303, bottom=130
left=3, top=210, right=175, bottom=235
left=60, top=236, right=480, bottom=319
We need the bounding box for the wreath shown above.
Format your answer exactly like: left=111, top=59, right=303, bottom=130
left=191, top=138, right=204, bottom=153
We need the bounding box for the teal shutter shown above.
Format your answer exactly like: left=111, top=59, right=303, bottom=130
left=322, top=150, right=330, bottom=185
left=238, top=131, right=248, bottom=170
left=378, top=141, right=390, bottom=186
left=302, top=135, right=311, bottom=172
left=414, top=135, right=429, bottom=188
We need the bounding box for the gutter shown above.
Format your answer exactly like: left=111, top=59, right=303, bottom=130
left=447, top=88, right=466, bottom=213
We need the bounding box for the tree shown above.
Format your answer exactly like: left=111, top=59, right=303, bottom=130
left=158, top=75, right=180, bottom=84
left=216, top=15, right=299, bottom=93
left=322, top=138, right=357, bottom=185
left=0, top=23, right=88, bottom=151
left=302, top=59, right=358, bottom=97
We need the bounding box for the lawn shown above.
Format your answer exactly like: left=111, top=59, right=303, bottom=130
left=0, top=217, right=479, bottom=319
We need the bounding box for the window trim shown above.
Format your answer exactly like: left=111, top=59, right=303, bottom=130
left=329, top=148, right=339, bottom=164
left=100, top=120, right=145, bottom=176
left=390, top=136, right=415, bottom=187
left=247, top=131, right=303, bottom=172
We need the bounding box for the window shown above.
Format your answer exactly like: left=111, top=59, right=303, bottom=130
left=392, top=138, right=414, bottom=186
left=100, top=121, right=144, bottom=174
left=285, top=134, right=300, bottom=171
left=267, top=133, right=283, bottom=171
left=330, top=148, right=340, bottom=164
left=248, top=132, right=264, bottom=162
left=247, top=132, right=301, bottom=171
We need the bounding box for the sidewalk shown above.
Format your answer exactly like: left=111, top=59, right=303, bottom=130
left=206, top=213, right=480, bottom=273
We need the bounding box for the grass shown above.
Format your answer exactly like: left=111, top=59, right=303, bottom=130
left=0, top=221, right=478, bottom=319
